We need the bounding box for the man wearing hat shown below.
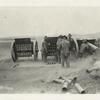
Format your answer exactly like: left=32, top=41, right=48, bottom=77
left=79, top=39, right=89, bottom=57
left=41, top=36, right=48, bottom=62
left=67, top=33, right=75, bottom=55
left=34, top=40, right=39, bottom=61
left=60, top=36, right=70, bottom=68
left=56, top=35, right=63, bottom=63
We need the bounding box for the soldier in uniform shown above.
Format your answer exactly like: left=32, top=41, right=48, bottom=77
left=34, top=40, right=39, bottom=61
left=56, top=35, right=62, bottom=63
left=79, top=39, right=89, bottom=57
left=68, top=33, right=72, bottom=55
left=60, top=36, right=70, bottom=68
left=68, top=33, right=76, bottom=56
left=41, top=36, right=48, bottom=62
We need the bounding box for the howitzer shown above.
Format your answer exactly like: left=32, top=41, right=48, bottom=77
left=11, top=38, right=38, bottom=62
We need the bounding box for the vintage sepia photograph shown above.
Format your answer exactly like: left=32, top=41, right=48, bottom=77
left=0, top=6, right=100, bottom=94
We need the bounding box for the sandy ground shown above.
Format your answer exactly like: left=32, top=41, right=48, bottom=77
left=0, top=41, right=100, bottom=94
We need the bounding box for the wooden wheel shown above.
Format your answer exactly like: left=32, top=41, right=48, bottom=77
left=11, top=44, right=17, bottom=62
left=71, top=37, right=79, bottom=57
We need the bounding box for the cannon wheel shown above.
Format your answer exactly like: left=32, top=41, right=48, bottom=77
left=11, top=44, right=17, bottom=62
left=72, top=37, right=79, bottom=57
left=33, top=41, right=36, bottom=61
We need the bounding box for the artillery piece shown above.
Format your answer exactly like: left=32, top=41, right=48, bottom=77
left=11, top=38, right=38, bottom=62
left=45, top=36, right=97, bottom=58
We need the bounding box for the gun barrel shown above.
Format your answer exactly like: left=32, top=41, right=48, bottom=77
left=88, top=42, right=98, bottom=50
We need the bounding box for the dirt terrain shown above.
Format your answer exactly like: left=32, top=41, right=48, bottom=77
left=0, top=41, right=100, bottom=94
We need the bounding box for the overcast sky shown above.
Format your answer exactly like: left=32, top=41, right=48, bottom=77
left=0, top=7, right=100, bottom=37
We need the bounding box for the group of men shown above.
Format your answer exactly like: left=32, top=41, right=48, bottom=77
left=56, top=34, right=72, bottom=68
left=41, top=34, right=94, bottom=68
left=41, top=34, right=72, bottom=68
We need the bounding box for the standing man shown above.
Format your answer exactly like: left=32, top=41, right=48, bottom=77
left=60, top=36, right=70, bottom=68
left=68, top=33, right=75, bottom=55
left=34, top=40, right=39, bottom=61
left=68, top=33, right=73, bottom=55
left=41, top=36, right=48, bottom=62
left=56, top=35, right=62, bottom=63
left=79, top=39, right=89, bottom=57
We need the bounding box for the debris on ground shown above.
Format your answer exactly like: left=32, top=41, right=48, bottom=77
left=12, top=63, right=19, bottom=68
left=86, top=60, right=100, bottom=78
left=52, top=76, right=86, bottom=94
left=74, top=83, right=86, bottom=94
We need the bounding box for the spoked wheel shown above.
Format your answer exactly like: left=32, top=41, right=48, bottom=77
left=71, top=37, right=79, bottom=57
left=11, top=46, right=17, bottom=62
